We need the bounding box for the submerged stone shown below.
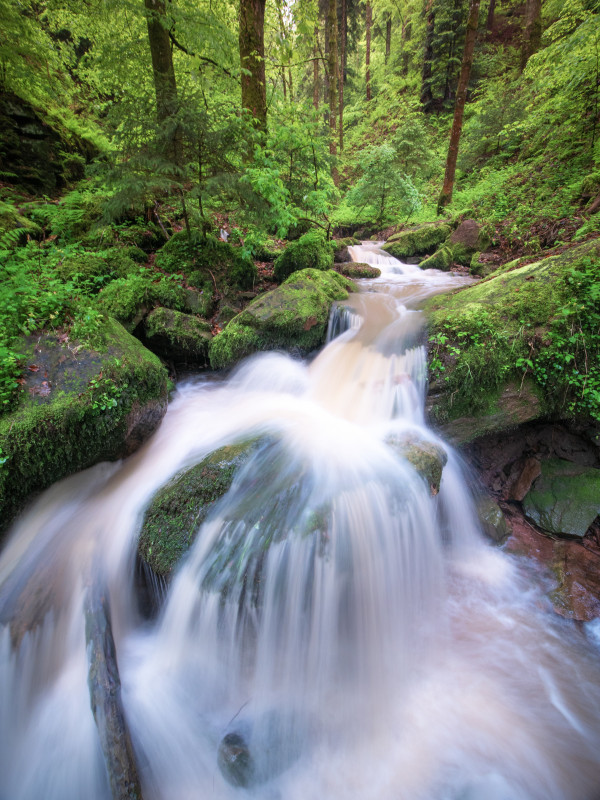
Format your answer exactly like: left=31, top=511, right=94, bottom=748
left=477, top=495, right=511, bottom=543
left=337, top=262, right=381, bottom=279
left=523, top=458, right=600, bottom=538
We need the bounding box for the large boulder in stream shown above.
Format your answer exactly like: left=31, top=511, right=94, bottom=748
left=424, top=239, right=600, bottom=445
left=382, top=221, right=452, bottom=260
left=138, top=443, right=255, bottom=578
left=338, top=262, right=381, bottom=279
left=0, top=317, right=168, bottom=535
left=209, top=269, right=355, bottom=370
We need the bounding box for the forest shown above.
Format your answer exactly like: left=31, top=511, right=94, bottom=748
left=2, top=0, right=600, bottom=798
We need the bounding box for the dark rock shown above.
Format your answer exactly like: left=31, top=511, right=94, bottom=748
left=522, top=458, right=600, bottom=538
left=143, top=307, right=212, bottom=367
left=477, top=495, right=512, bottom=543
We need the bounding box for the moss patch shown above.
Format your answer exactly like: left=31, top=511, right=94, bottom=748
left=138, top=443, right=254, bottom=577
left=143, top=307, right=212, bottom=366
left=209, top=269, right=355, bottom=370
left=338, top=263, right=381, bottom=279
left=155, top=232, right=256, bottom=290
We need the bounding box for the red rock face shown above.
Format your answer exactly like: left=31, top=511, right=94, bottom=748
left=502, top=503, right=600, bottom=621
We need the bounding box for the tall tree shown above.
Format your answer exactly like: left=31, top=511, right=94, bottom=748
left=437, top=0, right=480, bottom=212
left=521, top=0, right=542, bottom=71
left=328, top=0, right=339, bottom=183
left=339, top=0, right=346, bottom=150
left=385, top=11, right=392, bottom=65
left=314, top=29, right=320, bottom=110
left=420, top=0, right=435, bottom=110
left=366, top=0, right=372, bottom=101
left=486, top=0, right=496, bottom=31
left=239, top=0, right=267, bottom=132
left=144, top=0, right=182, bottom=163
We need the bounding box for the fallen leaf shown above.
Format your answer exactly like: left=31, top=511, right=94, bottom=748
left=27, top=365, right=39, bottom=372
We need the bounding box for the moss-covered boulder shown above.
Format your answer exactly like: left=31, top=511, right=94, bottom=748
left=95, top=271, right=192, bottom=332
left=143, top=307, right=212, bottom=366
left=55, top=250, right=139, bottom=289
left=155, top=232, right=256, bottom=290
left=209, top=269, right=355, bottom=370
left=447, top=219, right=491, bottom=267
left=333, top=237, right=360, bottom=263
left=477, top=495, right=512, bottom=543
left=337, top=263, right=382, bottom=279
left=0, top=317, right=168, bottom=535
left=382, top=222, right=451, bottom=260
left=424, top=239, right=600, bottom=443
left=386, top=434, right=448, bottom=494
left=522, top=458, right=600, bottom=537
left=273, top=230, right=334, bottom=282
left=419, top=245, right=454, bottom=271
left=138, top=443, right=254, bottom=578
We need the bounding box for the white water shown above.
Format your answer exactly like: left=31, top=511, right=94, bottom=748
left=2, top=243, right=600, bottom=800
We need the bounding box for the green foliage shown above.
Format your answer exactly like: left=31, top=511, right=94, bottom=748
left=345, top=143, right=422, bottom=226
left=272, top=230, right=334, bottom=283
left=155, top=232, right=256, bottom=290
left=95, top=270, right=188, bottom=327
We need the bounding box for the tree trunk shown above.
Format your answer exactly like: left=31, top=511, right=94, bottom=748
left=239, top=0, right=267, bottom=132
left=437, top=0, right=480, bottom=212
left=366, top=0, right=372, bottom=101
left=85, top=579, right=143, bottom=800
left=402, top=20, right=411, bottom=76
left=486, top=0, right=496, bottom=31
left=339, top=0, right=346, bottom=151
left=313, top=32, right=320, bottom=110
left=328, top=0, right=339, bottom=183
left=385, top=12, right=392, bottom=65
left=420, top=0, right=435, bottom=111
left=520, top=0, right=542, bottom=71
left=144, top=0, right=182, bottom=163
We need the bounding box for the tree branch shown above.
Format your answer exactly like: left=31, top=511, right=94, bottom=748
left=168, top=31, right=234, bottom=78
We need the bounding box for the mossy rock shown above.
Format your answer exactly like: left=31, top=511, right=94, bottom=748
left=95, top=271, right=189, bottom=331
left=424, top=239, right=600, bottom=441
left=253, top=241, right=284, bottom=262
left=0, top=317, right=168, bottom=536
left=447, top=219, right=491, bottom=267
left=0, top=200, right=42, bottom=244
left=209, top=269, right=355, bottom=370
left=581, top=171, right=600, bottom=200
left=523, top=458, right=600, bottom=538
left=156, top=232, right=256, bottom=290
left=55, top=250, right=138, bottom=289
left=477, top=495, right=511, bottom=543
left=143, top=307, right=212, bottom=366
left=386, top=433, right=448, bottom=494
left=420, top=245, right=453, bottom=271
left=338, top=262, right=382, bottom=279
left=332, top=237, right=360, bottom=263
left=383, top=222, right=451, bottom=259
left=138, top=443, right=255, bottom=578
left=273, top=231, right=334, bottom=282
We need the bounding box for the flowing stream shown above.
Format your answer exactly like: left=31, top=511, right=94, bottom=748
left=2, top=243, right=600, bottom=799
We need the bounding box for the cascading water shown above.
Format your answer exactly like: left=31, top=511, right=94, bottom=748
left=2, top=243, right=600, bottom=800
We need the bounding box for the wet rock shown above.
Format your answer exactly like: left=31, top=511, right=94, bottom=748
left=477, top=495, right=512, bottom=543
left=337, top=262, right=382, bottom=279
left=507, top=456, right=541, bottom=501
left=143, top=307, right=212, bottom=367
left=138, top=443, right=255, bottom=578
left=386, top=434, right=448, bottom=494
left=419, top=245, right=454, bottom=271
left=522, top=458, right=600, bottom=538
left=209, top=269, right=355, bottom=370
left=332, top=237, right=360, bottom=263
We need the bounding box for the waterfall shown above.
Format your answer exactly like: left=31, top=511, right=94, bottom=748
left=2, top=244, right=600, bottom=800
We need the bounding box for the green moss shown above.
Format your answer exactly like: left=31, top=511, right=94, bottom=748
left=0, top=200, right=42, bottom=245
left=209, top=269, right=354, bottom=370
left=383, top=223, right=451, bottom=259
left=138, top=443, right=255, bottom=577
left=0, top=317, right=167, bottom=535
left=155, top=232, right=257, bottom=290
left=144, top=307, right=212, bottom=365
left=273, top=230, right=334, bottom=282
left=95, top=271, right=188, bottom=330
left=332, top=237, right=360, bottom=252
left=386, top=434, right=448, bottom=494
left=420, top=245, right=453, bottom=271
left=425, top=240, right=600, bottom=430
